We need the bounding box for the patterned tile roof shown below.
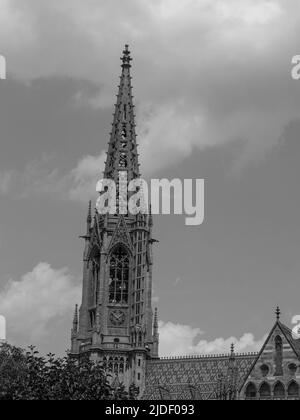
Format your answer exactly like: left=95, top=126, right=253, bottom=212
left=143, top=353, right=257, bottom=400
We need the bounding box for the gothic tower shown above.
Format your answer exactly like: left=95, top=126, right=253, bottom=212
left=71, top=45, right=159, bottom=396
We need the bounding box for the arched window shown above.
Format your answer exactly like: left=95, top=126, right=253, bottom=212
left=109, top=246, right=129, bottom=304
left=273, top=382, right=285, bottom=399
left=259, top=382, right=271, bottom=400
left=288, top=381, right=299, bottom=399
left=274, top=335, right=283, bottom=376
left=245, top=383, right=257, bottom=400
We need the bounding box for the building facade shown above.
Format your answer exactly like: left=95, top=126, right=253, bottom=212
left=240, top=309, right=300, bottom=400
left=70, top=46, right=300, bottom=400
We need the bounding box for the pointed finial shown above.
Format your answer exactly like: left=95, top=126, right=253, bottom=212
left=72, top=304, right=79, bottom=337
left=73, top=304, right=78, bottom=325
left=121, top=44, right=132, bottom=68
left=87, top=201, right=92, bottom=225
left=149, top=204, right=153, bottom=228
left=276, top=306, right=281, bottom=321
left=153, top=308, right=158, bottom=334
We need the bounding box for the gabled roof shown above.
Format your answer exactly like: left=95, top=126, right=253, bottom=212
left=108, top=215, right=133, bottom=253
left=239, top=320, right=300, bottom=392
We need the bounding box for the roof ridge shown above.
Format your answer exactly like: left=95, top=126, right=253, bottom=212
left=278, top=321, right=293, bottom=332
left=278, top=321, right=300, bottom=357
left=158, top=352, right=258, bottom=361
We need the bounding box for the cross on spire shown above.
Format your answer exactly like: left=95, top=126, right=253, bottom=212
left=276, top=306, right=281, bottom=321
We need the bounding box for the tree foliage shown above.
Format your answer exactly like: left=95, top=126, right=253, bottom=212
left=0, top=344, right=131, bottom=400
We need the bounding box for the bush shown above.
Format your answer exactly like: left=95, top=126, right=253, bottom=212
left=0, top=344, right=130, bottom=400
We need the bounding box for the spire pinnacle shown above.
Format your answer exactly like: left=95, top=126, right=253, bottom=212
left=121, top=44, right=132, bottom=69
left=84, top=201, right=92, bottom=237
left=73, top=304, right=78, bottom=326
left=276, top=306, right=281, bottom=321
left=154, top=308, right=158, bottom=334
left=104, top=45, right=140, bottom=185
left=87, top=200, right=92, bottom=224
left=231, top=343, right=235, bottom=356
left=149, top=204, right=153, bottom=228
left=72, top=304, right=79, bottom=337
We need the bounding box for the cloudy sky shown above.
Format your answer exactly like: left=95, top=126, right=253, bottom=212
left=0, top=0, right=300, bottom=357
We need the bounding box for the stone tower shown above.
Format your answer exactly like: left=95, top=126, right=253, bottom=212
left=71, top=45, right=159, bottom=396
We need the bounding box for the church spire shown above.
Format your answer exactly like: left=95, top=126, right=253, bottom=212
left=104, top=45, right=140, bottom=183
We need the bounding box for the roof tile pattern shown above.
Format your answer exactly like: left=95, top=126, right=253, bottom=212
left=144, top=354, right=257, bottom=400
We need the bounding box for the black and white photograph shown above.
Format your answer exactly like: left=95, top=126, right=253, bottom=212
left=0, top=0, right=300, bottom=405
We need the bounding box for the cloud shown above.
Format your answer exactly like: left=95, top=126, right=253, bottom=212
left=159, top=321, right=266, bottom=357
left=68, top=152, right=106, bottom=202
left=1, top=0, right=300, bottom=181
left=0, top=171, right=14, bottom=194
left=0, top=152, right=106, bottom=203
left=212, top=0, right=282, bottom=25
left=0, top=262, right=81, bottom=346
left=0, top=0, right=36, bottom=51
left=174, top=277, right=182, bottom=286
left=138, top=104, right=203, bottom=174
left=152, top=296, right=160, bottom=305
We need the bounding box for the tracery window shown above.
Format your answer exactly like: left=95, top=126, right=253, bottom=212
left=109, top=246, right=129, bottom=304
left=274, top=335, right=283, bottom=376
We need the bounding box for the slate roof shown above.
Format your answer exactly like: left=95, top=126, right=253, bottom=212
left=143, top=353, right=257, bottom=400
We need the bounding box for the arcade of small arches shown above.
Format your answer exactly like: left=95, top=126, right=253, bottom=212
left=102, top=355, right=130, bottom=375
left=245, top=381, right=300, bottom=400
left=130, top=327, right=146, bottom=348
